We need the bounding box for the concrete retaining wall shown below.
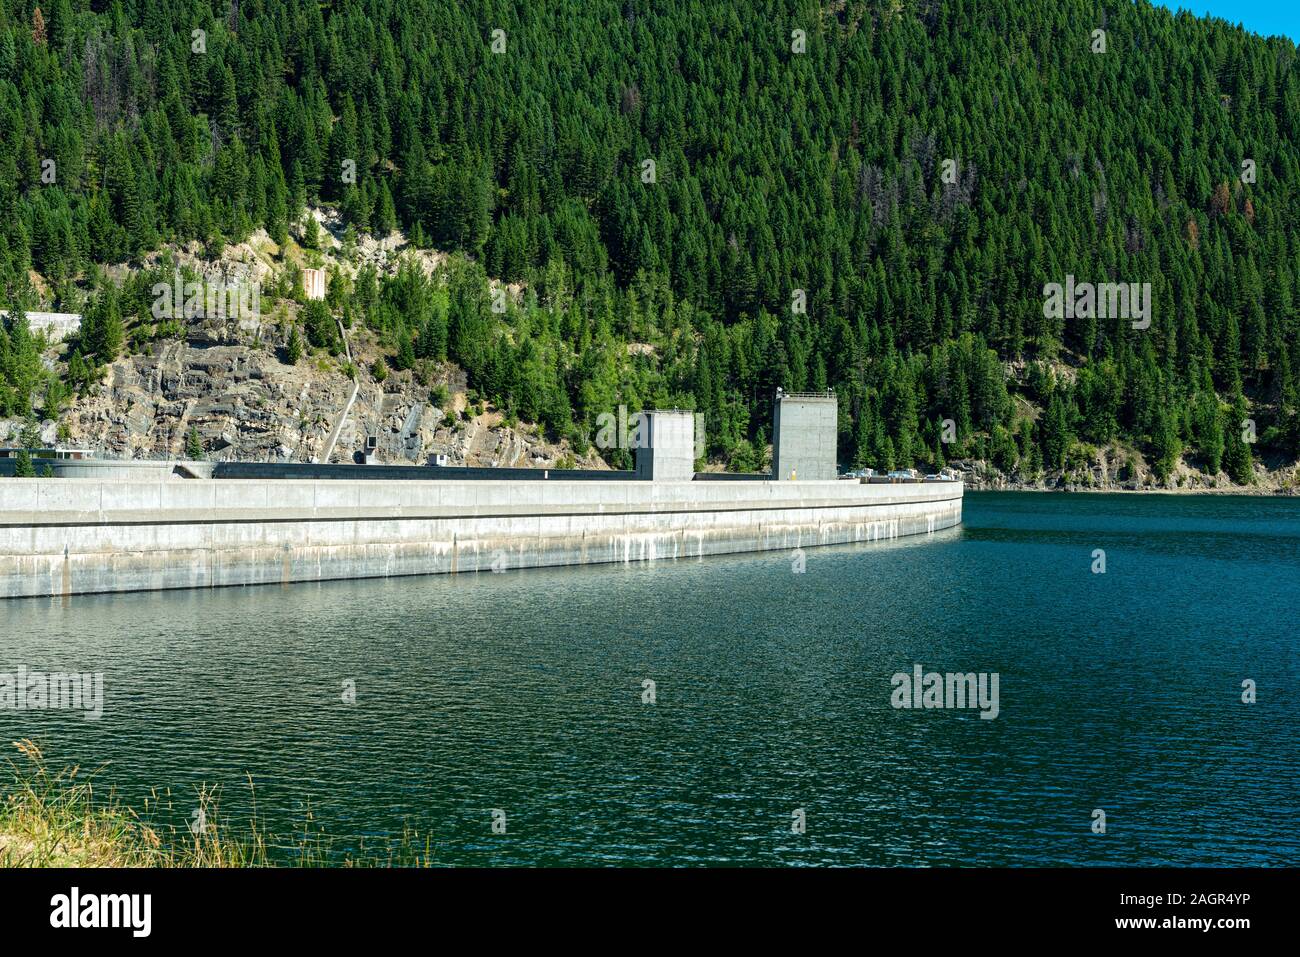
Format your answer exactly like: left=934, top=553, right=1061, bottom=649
left=216, top=461, right=631, bottom=481
left=0, top=459, right=198, bottom=479
left=0, top=478, right=962, bottom=599
left=0, top=310, right=82, bottom=342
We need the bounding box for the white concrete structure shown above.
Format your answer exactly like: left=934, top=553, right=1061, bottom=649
left=0, top=311, right=82, bottom=343
left=0, top=477, right=962, bottom=599
left=634, top=410, right=697, bottom=481
left=773, top=390, right=838, bottom=481
left=303, top=268, right=327, bottom=301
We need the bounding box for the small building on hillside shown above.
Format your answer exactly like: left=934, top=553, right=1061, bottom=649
left=303, top=268, right=327, bottom=301
left=0, top=311, right=82, bottom=343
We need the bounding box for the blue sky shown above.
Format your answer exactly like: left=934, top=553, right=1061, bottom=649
left=1161, top=1, right=1300, bottom=42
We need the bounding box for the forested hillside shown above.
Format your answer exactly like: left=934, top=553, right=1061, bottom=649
left=2, top=0, right=1299, bottom=482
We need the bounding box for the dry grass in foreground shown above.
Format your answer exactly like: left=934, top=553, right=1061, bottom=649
left=0, top=740, right=434, bottom=867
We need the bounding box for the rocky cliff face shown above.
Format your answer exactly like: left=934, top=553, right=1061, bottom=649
left=6, top=212, right=607, bottom=471
left=56, top=339, right=347, bottom=462
left=45, top=334, right=599, bottom=468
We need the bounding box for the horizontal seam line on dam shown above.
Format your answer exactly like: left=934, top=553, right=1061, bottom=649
left=2, top=495, right=962, bottom=528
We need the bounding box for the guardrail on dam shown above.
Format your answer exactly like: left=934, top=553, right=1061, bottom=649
left=0, top=477, right=962, bottom=599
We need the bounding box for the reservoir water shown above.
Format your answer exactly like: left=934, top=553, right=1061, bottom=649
left=2, top=491, right=1297, bottom=866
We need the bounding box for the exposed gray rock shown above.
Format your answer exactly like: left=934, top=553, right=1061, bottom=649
left=50, top=336, right=607, bottom=471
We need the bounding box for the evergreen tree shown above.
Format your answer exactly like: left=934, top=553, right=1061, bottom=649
left=1191, top=393, right=1224, bottom=474
left=303, top=300, right=338, bottom=352
left=393, top=330, right=416, bottom=372
left=86, top=291, right=125, bottom=365
left=185, top=426, right=204, bottom=461
left=1150, top=406, right=1182, bottom=482
left=14, top=448, right=36, bottom=477
left=1222, top=394, right=1254, bottom=484
left=1041, top=391, right=1073, bottom=471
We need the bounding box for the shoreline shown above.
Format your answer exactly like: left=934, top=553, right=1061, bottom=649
left=0, top=740, right=429, bottom=868
left=953, top=459, right=1299, bottom=497
left=965, top=483, right=1298, bottom=497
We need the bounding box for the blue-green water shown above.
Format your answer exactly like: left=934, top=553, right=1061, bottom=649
left=2, top=492, right=1297, bottom=866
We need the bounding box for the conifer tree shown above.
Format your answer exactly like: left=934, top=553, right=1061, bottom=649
left=14, top=448, right=35, bottom=477
left=1222, top=394, right=1254, bottom=484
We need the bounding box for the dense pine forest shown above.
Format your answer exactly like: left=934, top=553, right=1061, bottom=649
left=1, top=0, right=1299, bottom=480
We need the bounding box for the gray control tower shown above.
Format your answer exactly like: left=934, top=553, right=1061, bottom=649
left=634, top=410, right=697, bottom=481
left=771, top=389, right=838, bottom=481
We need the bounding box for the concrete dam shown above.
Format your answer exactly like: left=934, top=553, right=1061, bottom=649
left=0, top=393, right=962, bottom=600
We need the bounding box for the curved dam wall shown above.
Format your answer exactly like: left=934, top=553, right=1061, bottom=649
left=0, top=478, right=962, bottom=599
